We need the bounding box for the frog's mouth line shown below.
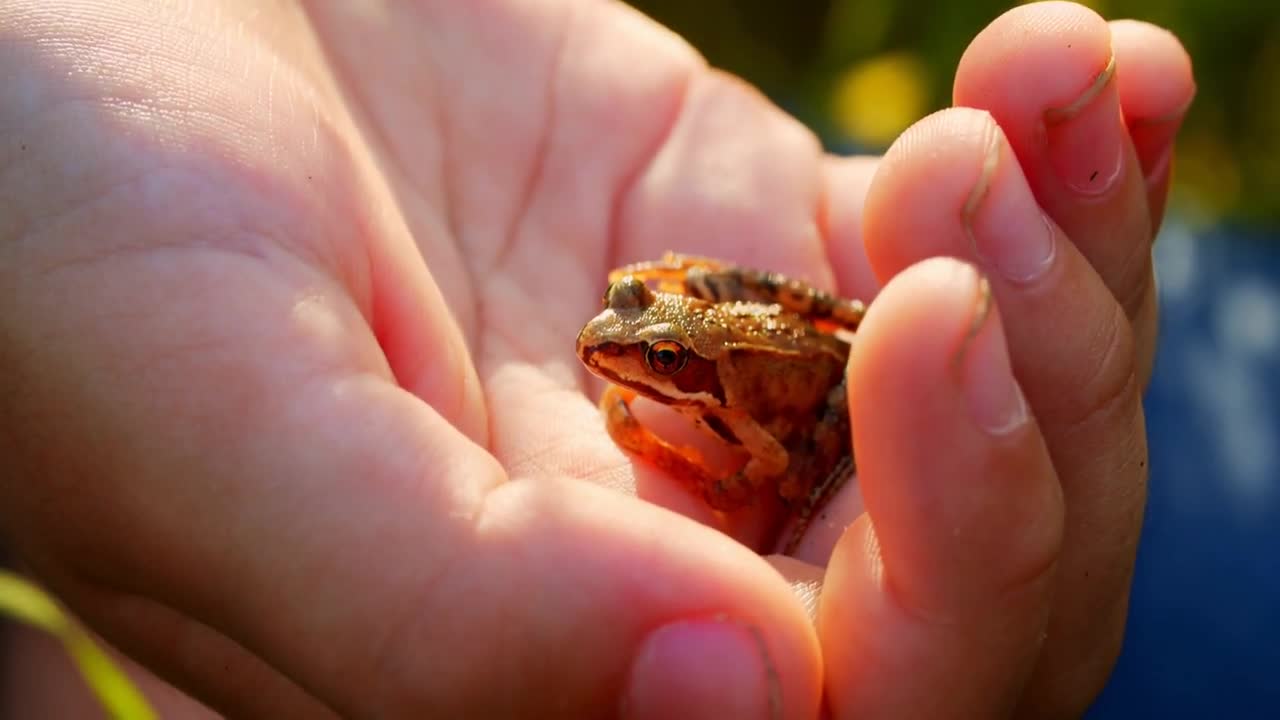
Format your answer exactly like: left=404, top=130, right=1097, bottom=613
left=581, top=352, right=711, bottom=409
left=591, top=366, right=694, bottom=406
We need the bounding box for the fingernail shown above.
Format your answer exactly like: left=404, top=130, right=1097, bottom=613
left=1045, top=55, right=1124, bottom=196
left=957, top=276, right=1028, bottom=436
left=622, top=615, right=781, bottom=720
left=964, top=117, right=1057, bottom=284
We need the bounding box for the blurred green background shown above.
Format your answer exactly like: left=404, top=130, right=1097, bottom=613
left=625, top=0, right=1275, bottom=229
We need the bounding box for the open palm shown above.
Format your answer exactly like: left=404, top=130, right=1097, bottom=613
left=1, top=1, right=1194, bottom=718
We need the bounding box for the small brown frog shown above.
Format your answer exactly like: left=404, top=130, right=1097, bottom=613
left=575, top=253, right=865, bottom=554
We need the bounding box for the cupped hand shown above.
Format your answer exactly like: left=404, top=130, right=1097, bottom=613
left=0, top=1, right=1191, bottom=718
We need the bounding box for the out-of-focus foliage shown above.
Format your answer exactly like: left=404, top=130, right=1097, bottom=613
left=625, top=0, right=1278, bottom=229
left=0, top=572, right=157, bottom=719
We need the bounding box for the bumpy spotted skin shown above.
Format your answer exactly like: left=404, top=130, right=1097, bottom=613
left=583, top=254, right=865, bottom=554
left=608, top=252, right=866, bottom=334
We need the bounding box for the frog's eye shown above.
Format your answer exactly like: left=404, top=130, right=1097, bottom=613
left=646, top=340, right=688, bottom=375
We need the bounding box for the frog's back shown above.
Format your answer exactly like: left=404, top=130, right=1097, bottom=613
left=720, top=343, right=847, bottom=417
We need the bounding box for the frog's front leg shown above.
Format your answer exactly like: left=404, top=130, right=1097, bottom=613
left=600, top=385, right=751, bottom=511
left=701, top=408, right=790, bottom=508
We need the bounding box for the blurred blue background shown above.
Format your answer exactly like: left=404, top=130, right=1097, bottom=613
left=1089, top=224, right=1280, bottom=716
left=626, top=1, right=1280, bottom=715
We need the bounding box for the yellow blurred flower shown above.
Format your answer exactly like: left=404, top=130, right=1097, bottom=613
left=830, top=51, right=929, bottom=149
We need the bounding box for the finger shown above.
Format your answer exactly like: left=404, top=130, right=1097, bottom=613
left=822, top=154, right=884, bottom=301
left=1109, top=19, right=1196, bottom=235
left=863, top=107, right=1147, bottom=716
left=953, top=2, right=1192, bottom=387
left=955, top=2, right=1148, bottom=287
left=821, top=258, right=1062, bottom=718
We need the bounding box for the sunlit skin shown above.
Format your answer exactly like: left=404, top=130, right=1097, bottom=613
left=0, top=1, right=1194, bottom=718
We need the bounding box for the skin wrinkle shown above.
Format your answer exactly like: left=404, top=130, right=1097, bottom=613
left=280, top=8, right=500, bottom=444
left=33, top=159, right=363, bottom=317
left=471, top=5, right=573, bottom=437
left=295, top=7, right=478, bottom=341
left=486, top=5, right=574, bottom=278
left=1051, top=300, right=1136, bottom=432
left=1, top=101, right=164, bottom=239
left=877, top=546, right=962, bottom=631
left=1111, top=222, right=1156, bottom=318
left=466, top=10, right=575, bottom=463
left=971, top=445, right=1065, bottom=618
left=1046, top=370, right=1143, bottom=508
left=294, top=18, right=494, bottom=383
left=4, top=12, right=377, bottom=318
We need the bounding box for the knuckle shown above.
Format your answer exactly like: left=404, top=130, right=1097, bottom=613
left=1060, top=301, right=1140, bottom=433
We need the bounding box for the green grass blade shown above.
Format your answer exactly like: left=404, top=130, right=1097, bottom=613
left=0, top=571, right=157, bottom=720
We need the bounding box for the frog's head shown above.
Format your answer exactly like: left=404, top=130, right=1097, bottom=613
left=575, top=277, right=727, bottom=408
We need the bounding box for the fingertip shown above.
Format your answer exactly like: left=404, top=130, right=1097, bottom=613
left=1109, top=18, right=1195, bottom=228
left=821, top=258, right=1064, bottom=716
left=1110, top=19, right=1196, bottom=124
left=955, top=1, right=1113, bottom=115
left=816, top=513, right=881, bottom=662
left=952, top=1, right=1161, bottom=317
left=623, top=616, right=784, bottom=720
left=849, top=257, right=1062, bottom=606
left=862, top=107, right=998, bottom=281
left=952, top=2, right=1121, bottom=206
left=850, top=256, right=984, bottom=400
left=763, top=555, right=826, bottom=623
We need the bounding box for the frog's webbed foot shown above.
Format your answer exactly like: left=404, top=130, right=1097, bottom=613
left=701, top=409, right=790, bottom=510
left=600, top=385, right=749, bottom=511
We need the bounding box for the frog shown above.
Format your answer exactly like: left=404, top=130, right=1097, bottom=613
left=575, top=254, right=866, bottom=554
